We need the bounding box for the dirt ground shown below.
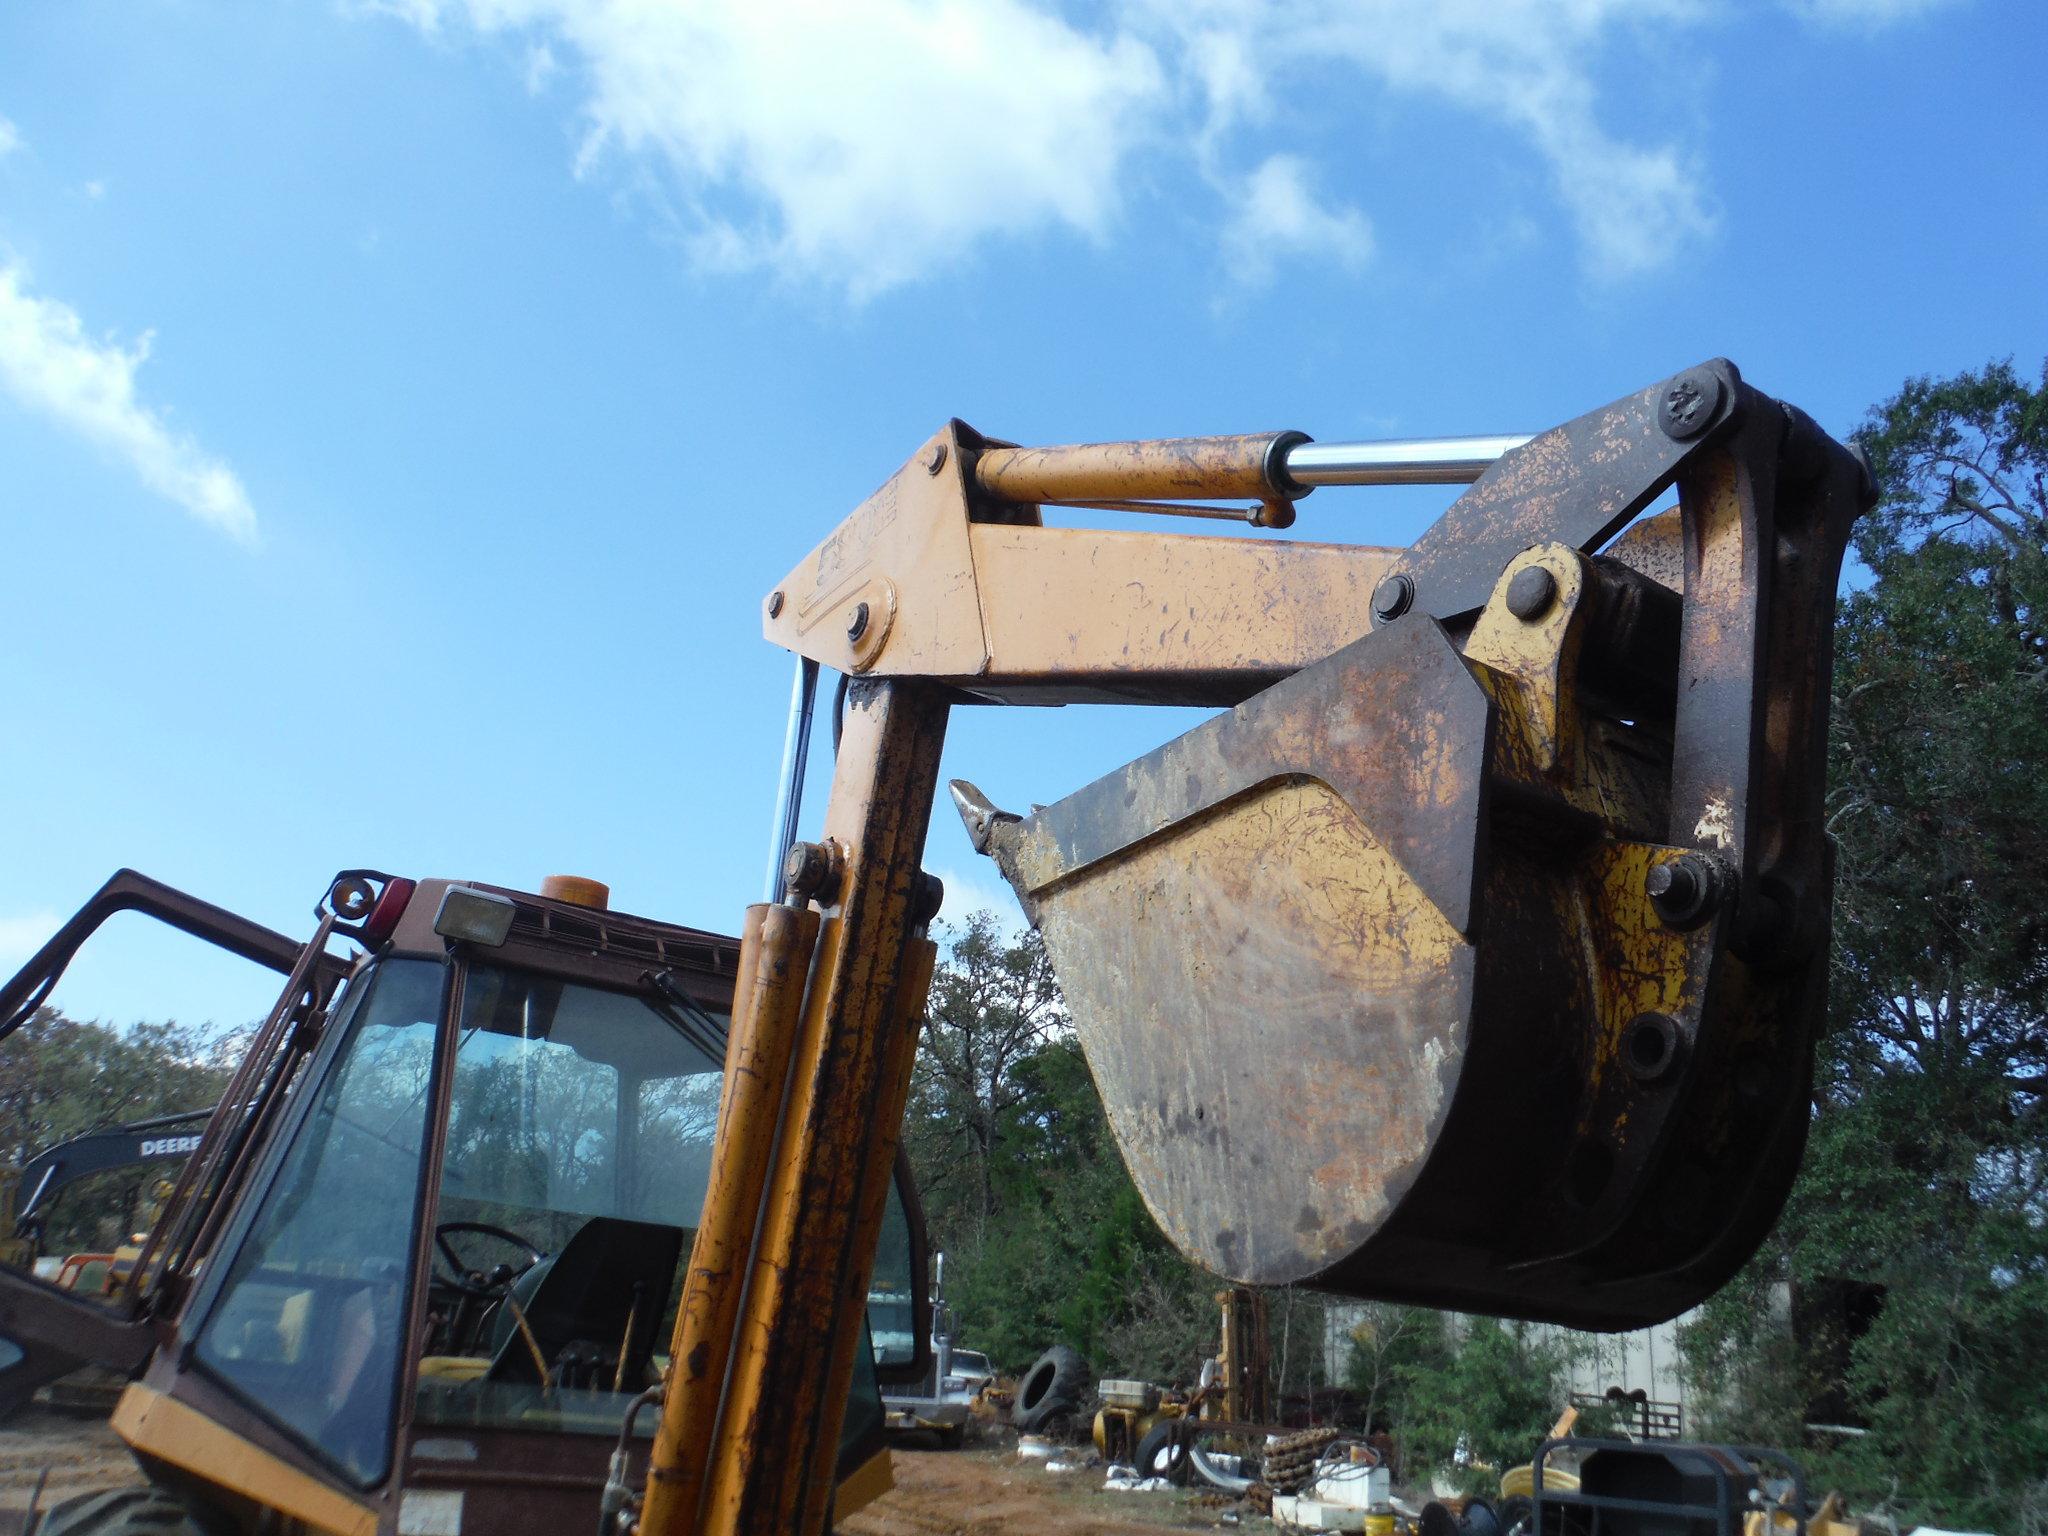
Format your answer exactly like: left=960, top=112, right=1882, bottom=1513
left=0, top=1406, right=142, bottom=1523
left=0, top=1413, right=1231, bottom=1536
left=845, top=1446, right=1235, bottom=1536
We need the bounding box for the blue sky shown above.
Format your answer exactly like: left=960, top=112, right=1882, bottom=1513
left=2, top=0, right=2043, bottom=1030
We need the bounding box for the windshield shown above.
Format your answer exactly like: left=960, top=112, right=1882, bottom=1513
left=416, top=962, right=726, bottom=1436
left=194, top=960, right=443, bottom=1485
left=438, top=963, right=725, bottom=1238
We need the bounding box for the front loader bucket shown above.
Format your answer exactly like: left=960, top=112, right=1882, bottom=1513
left=961, top=364, right=1866, bottom=1330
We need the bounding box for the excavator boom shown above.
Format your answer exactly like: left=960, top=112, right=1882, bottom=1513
left=652, top=360, right=1867, bottom=1536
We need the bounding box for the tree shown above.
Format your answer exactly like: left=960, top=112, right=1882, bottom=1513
left=905, top=913, right=1066, bottom=1237
left=1829, top=358, right=2048, bottom=1102
left=1345, top=1302, right=1446, bottom=1440
left=1682, top=359, right=2048, bottom=1530
left=0, top=1008, right=239, bottom=1253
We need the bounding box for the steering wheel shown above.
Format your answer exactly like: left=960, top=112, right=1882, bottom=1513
left=434, top=1221, right=549, bottom=1299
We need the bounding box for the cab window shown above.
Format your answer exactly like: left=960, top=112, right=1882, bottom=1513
left=193, top=960, right=443, bottom=1485
left=413, top=962, right=725, bottom=1436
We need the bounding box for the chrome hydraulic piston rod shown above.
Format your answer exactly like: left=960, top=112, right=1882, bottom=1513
left=761, top=655, right=820, bottom=902
left=1281, top=433, right=1534, bottom=488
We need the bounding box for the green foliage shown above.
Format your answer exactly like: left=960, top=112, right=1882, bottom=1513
left=1344, top=1302, right=1454, bottom=1443
left=1679, top=1263, right=1812, bottom=1450
left=1851, top=357, right=2048, bottom=572
left=1383, top=1316, right=1576, bottom=1493
left=1816, top=1086, right=2048, bottom=1515
left=0, top=1007, right=238, bottom=1253
left=1682, top=358, right=2048, bottom=1532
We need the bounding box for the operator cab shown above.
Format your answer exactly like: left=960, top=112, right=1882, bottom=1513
left=190, top=939, right=729, bottom=1480
left=0, top=869, right=924, bottom=1535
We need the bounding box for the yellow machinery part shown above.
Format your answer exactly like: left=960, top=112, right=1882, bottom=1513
left=833, top=1448, right=895, bottom=1524
left=112, top=1384, right=377, bottom=1536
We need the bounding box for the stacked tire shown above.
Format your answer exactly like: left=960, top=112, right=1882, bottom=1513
left=1260, top=1426, right=1342, bottom=1493
left=1011, top=1344, right=1089, bottom=1435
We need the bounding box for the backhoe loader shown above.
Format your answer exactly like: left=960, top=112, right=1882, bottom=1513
left=2, top=358, right=1864, bottom=1536
left=0, top=871, right=931, bottom=1534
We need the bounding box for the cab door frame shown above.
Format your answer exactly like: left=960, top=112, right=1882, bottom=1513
left=0, top=871, right=336, bottom=1416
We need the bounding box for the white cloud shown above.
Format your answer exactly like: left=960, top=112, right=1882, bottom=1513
left=82, top=179, right=106, bottom=201
left=370, top=0, right=1933, bottom=293
left=1140, top=0, right=1717, bottom=280
left=1220, top=154, right=1372, bottom=287
left=0, top=115, right=20, bottom=159
left=395, top=0, right=1165, bottom=299
left=929, top=864, right=1027, bottom=935
left=0, top=912, right=59, bottom=970
left=0, top=264, right=257, bottom=540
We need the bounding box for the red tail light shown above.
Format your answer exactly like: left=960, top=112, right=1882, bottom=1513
left=359, top=878, right=416, bottom=945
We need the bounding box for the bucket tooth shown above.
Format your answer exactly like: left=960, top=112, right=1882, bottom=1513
left=947, top=779, right=1017, bottom=855
left=951, top=780, right=1040, bottom=924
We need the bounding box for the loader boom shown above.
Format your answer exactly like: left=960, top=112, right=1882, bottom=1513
left=648, top=361, right=1868, bottom=1536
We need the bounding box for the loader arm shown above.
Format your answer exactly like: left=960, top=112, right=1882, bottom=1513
left=645, top=361, right=1867, bottom=1536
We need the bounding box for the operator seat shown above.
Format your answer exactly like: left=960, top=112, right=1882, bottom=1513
left=486, top=1216, right=684, bottom=1389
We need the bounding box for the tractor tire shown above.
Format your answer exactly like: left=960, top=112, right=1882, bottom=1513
left=1133, top=1421, right=1193, bottom=1485
left=1012, top=1345, right=1089, bottom=1432
left=1024, top=1396, right=1080, bottom=1439
left=39, top=1488, right=213, bottom=1536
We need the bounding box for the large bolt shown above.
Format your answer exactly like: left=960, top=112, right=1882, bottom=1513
left=1658, top=369, right=1725, bottom=442
left=1505, top=565, right=1558, bottom=622
left=913, top=871, right=946, bottom=926
left=783, top=840, right=843, bottom=904
left=924, top=442, right=949, bottom=475
left=1645, top=854, right=1723, bottom=929
left=1622, top=1012, right=1683, bottom=1083
left=1371, top=573, right=1415, bottom=624
left=846, top=601, right=871, bottom=642
left=767, top=589, right=785, bottom=618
